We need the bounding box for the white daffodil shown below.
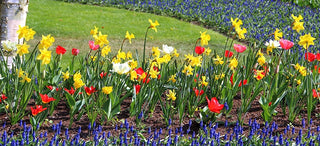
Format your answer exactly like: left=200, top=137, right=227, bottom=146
left=112, top=62, right=131, bottom=75
left=162, top=44, right=174, bottom=54
left=265, top=40, right=280, bottom=48
left=1, top=40, right=17, bottom=56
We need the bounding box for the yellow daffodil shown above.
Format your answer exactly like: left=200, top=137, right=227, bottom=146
left=20, top=73, right=31, bottom=83
left=200, top=76, right=208, bottom=86
left=16, top=42, right=30, bottom=56
left=93, top=31, right=109, bottom=47
left=117, top=50, right=126, bottom=60
left=190, top=56, right=202, bottom=67
left=168, top=74, right=176, bottom=83
left=162, top=54, right=171, bottom=63
left=127, top=51, right=132, bottom=59
left=184, top=53, right=194, bottom=61
left=235, top=27, right=247, bottom=39
left=296, top=79, right=301, bottom=85
left=130, top=70, right=138, bottom=81
left=292, top=21, right=304, bottom=33
left=102, top=86, right=113, bottom=95
left=62, top=71, right=70, bottom=81
left=39, top=35, right=55, bottom=50
left=214, top=55, right=224, bottom=65
left=257, top=55, right=266, bottom=66
left=129, top=60, right=138, bottom=69
left=125, top=31, right=135, bottom=44
left=90, top=56, right=97, bottom=61
left=36, top=48, right=52, bottom=65
left=152, top=47, right=160, bottom=57
left=200, top=31, right=211, bottom=46
left=148, top=19, right=160, bottom=32
left=274, top=28, right=283, bottom=41
left=101, top=45, right=111, bottom=57
left=16, top=68, right=25, bottom=78
left=149, top=67, right=159, bottom=79
left=291, top=14, right=303, bottom=23
left=229, top=58, right=238, bottom=70
left=166, top=90, right=176, bottom=101
left=173, top=49, right=179, bottom=57
left=17, top=25, right=36, bottom=41
left=73, top=72, right=82, bottom=81
left=90, top=26, right=98, bottom=36
left=205, top=47, right=211, bottom=56
left=74, top=79, right=85, bottom=89
left=231, top=17, right=243, bottom=29
left=298, top=33, right=315, bottom=50
left=182, top=65, right=193, bottom=76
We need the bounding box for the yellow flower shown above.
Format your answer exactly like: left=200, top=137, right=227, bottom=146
left=91, top=56, right=97, bottom=61
left=204, top=47, right=211, bottom=56
left=257, top=50, right=264, bottom=57
left=102, top=86, right=113, bottom=95
left=296, top=79, right=301, bottom=85
left=101, top=45, right=111, bottom=57
left=17, top=25, right=36, bottom=41
left=20, top=73, right=31, bottom=83
left=235, top=27, right=247, bottom=39
left=214, top=55, right=224, bottom=65
left=112, top=57, right=121, bottom=63
left=73, top=72, right=82, bottom=81
left=231, top=17, right=243, bottom=29
left=130, top=70, right=138, bottom=81
left=162, top=54, right=171, bottom=63
left=127, top=51, right=132, bottom=59
left=200, top=31, right=211, bottom=46
left=16, top=68, right=25, bottom=78
left=254, top=70, right=265, bottom=80
left=215, top=75, right=220, bottom=80
left=94, top=31, right=109, bottom=47
left=16, top=42, right=30, bottom=56
left=166, top=90, right=176, bottom=101
left=90, top=26, right=98, bottom=36
left=190, top=56, right=202, bottom=67
left=274, top=28, right=283, bottom=41
left=200, top=76, right=208, bottom=86
left=298, top=33, right=315, bottom=50
left=148, top=19, right=160, bottom=32
left=257, top=55, right=266, bottom=66
left=39, top=35, right=55, bottom=50
left=149, top=67, right=159, bottom=79
left=291, top=14, right=303, bottom=23
left=129, top=60, right=138, bottom=69
left=292, top=21, right=304, bottom=33
left=182, top=65, right=193, bottom=76
left=298, top=66, right=307, bottom=76
left=220, top=73, right=225, bottom=78
left=74, top=79, right=85, bottom=89
left=125, top=31, right=135, bottom=44
left=229, top=58, right=238, bottom=70
left=152, top=47, right=160, bottom=57
left=173, top=49, right=179, bottom=57
left=184, top=53, right=194, bottom=61
left=168, top=74, right=176, bottom=83
left=36, top=48, right=52, bottom=65
left=117, top=50, right=126, bottom=60
left=295, top=63, right=301, bottom=71
left=62, top=71, right=70, bottom=81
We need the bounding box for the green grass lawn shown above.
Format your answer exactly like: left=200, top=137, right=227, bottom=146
left=27, top=0, right=238, bottom=67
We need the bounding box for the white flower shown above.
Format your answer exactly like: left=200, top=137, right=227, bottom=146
left=112, top=62, right=131, bottom=75
left=265, top=40, right=280, bottom=48
left=162, top=44, right=174, bottom=54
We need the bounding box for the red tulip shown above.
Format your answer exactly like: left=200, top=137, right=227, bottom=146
left=233, top=44, right=246, bottom=53
left=84, top=86, right=97, bottom=96
left=225, top=50, right=233, bottom=58
left=0, top=94, right=7, bottom=102
left=238, top=80, right=248, bottom=87
left=134, top=84, right=141, bottom=94
left=268, top=102, right=272, bottom=106
left=72, top=48, right=79, bottom=56
left=313, top=89, right=319, bottom=98
left=56, top=45, right=66, bottom=55
left=64, top=87, right=76, bottom=95
left=89, top=41, right=99, bottom=50
left=100, top=72, right=107, bottom=79
left=40, top=94, right=56, bottom=104
left=46, top=85, right=53, bottom=90
left=279, top=39, right=294, bottom=50
left=31, top=105, right=47, bottom=116
left=230, top=74, right=234, bottom=86
left=195, top=46, right=205, bottom=55
left=305, top=52, right=316, bottom=62
left=135, top=67, right=145, bottom=75
left=206, top=96, right=224, bottom=113
left=193, top=88, right=204, bottom=96
left=316, top=53, right=320, bottom=61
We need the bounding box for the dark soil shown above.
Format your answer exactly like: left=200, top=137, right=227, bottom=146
left=0, top=94, right=319, bottom=142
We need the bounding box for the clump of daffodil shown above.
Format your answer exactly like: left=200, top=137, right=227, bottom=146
left=257, top=50, right=266, bottom=66
left=231, top=17, right=246, bottom=39
left=93, top=32, right=109, bottom=48
left=228, top=58, right=238, bottom=70
left=62, top=71, right=70, bottom=81
left=291, top=14, right=304, bottom=33
left=298, top=33, right=315, bottom=50
left=102, top=86, right=113, bottom=95
left=90, top=26, right=99, bottom=36
left=166, top=90, right=176, bottom=101
left=295, top=63, right=307, bottom=76
left=182, top=65, right=194, bottom=76
left=200, top=31, right=211, bottom=46
left=274, top=28, right=283, bottom=41
left=215, top=73, right=225, bottom=80
left=185, top=54, right=202, bottom=67
left=149, top=66, right=160, bottom=79
left=16, top=42, right=30, bottom=56
left=101, top=45, right=111, bottom=57
left=200, top=76, right=208, bottom=86
left=17, top=25, right=36, bottom=41
left=168, top=74, right=176, bottom=83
